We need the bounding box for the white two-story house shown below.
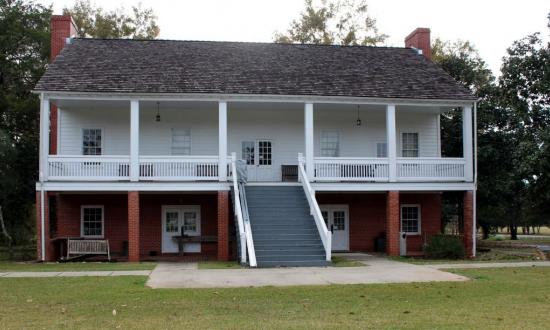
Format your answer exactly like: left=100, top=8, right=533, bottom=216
left=34, top=16, right=476, bottom=267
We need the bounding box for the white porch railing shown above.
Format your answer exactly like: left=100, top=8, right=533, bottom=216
left=397, top=158, right=465, bottom=181
left=314, top=157, right=390, bottom=181
left=298, top=153, right=332, bottom=262
left=48, top=155, right=130, bottom=181
left=139, top=156, right=219, bottom=181
left=230, top=153, right=257, bottom=267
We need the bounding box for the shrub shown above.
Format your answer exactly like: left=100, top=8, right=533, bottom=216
left=424, top=235, right=465, bottom=259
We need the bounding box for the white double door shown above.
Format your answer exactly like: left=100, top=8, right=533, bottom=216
left=162, top=206, right=201, bottom=253
left=242, top=140, right=274, bottom=181
left=321, top=206, right=350, bottom=251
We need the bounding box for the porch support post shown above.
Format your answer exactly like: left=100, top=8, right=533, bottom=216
left=463, top=190, right=474, bottom=257
left=130, top=100, right=140, bottom=182
left=39, top=95, right=50, bottom=182
left=386, top=104, right=397, bottom=182
left=35, top=191, right=51, bottom=261
left=386, top=191, right=400, bottom=256
left=217, top=191, right=230, bottom=261
left=462, top=105, right=474, bottom=182
left=128, top=191, right=140, bottom=262
left=304, top=102, right=314, bottom=180
left=218, top=101, right=228, bottom=181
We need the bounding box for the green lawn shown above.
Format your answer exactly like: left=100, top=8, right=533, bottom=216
left=1, top=267, right=550, bottom=328
left=0, top=261, right=156, bottom=272
left=331, top=256, right=365, bottom=267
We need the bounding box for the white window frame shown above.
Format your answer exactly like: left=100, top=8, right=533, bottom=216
left=400, top=204, right=421, bottom=235
left=81, top=128, right=104, bottom=156
left=376, top=142, right=388, bottom=158
left=401, top=132, right=419, bottom=157
left=170, top=128, right=192, bottom=156
left=320, top=130, right=340, bottom=157
left=80, top=205, right=105, bottom=238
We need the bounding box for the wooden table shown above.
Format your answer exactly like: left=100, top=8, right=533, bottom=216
left=172, top=235, right=218, bottom=256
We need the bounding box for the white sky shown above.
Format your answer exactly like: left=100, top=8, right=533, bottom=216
left=43, top=0, right=549, bottom=75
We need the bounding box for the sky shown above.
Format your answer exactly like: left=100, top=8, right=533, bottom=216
left=41, top=0, right=549, bottom=75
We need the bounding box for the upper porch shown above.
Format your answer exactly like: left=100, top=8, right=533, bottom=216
left=38, top=93, right=475, bottom=190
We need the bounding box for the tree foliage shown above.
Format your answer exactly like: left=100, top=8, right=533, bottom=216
left=62, top=0, right=159, bottom=39
left=0, top=0, right=51, bottom=244
left=274, top=0, right=386, bottom=46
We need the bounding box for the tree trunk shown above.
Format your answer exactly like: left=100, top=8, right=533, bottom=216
left=481, top=224, right=490, bottom=239
left=510, top=225, right=518, bottom=240
left=0, top=206, right=14, bottom=259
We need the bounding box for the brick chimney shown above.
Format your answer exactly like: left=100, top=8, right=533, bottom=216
left=49, top=15, right=78, bottom=154
left=405, top=28, right=431, bottom=61
left=50, top=15, right=78, bottom=62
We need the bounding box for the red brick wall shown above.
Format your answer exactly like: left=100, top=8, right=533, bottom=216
left=400, top=193, right=442, bottom=252
left=35, top=191, right=52, bottom=261
left=217, top=191, right=230, bottom=261
left=463, top=191, right=474, bottom=257
left=317, top=192, right=442, bottom=255
left=54, top=192, right=222, bottom=259
left=128, top=191, right=140, bottom=262
left=139, top=193, right=219, bottom=258
left=386, top=191, right=400, bottom=256
left=56, top=194, right=129, bottom=254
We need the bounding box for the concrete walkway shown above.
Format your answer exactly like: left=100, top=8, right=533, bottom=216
left=426, top=261, right=550, bottom=269
left=146, top=256, right=468, bottom=289
left=0, top=270, right=151, bottom=278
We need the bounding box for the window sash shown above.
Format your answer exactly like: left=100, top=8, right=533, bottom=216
left=171, top=128, right=191, bottom=155
left=242, top=141, right=255, bottom=165
left=400, top=205, right=420, bottom=234
left=321, top=130, right=339, bottom=157
left=82, top=129, right=102, bottom=155
left=402, top=133, right=419, bottom=157
left=81, top=206, right=104, bottom=238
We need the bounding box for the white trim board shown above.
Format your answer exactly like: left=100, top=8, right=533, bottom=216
left=37, top=91, right=474, bottom=108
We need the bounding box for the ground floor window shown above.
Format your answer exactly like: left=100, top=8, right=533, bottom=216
left=81, top=206, right=104, bottom=238
left=400, top=204, right=421, bottom=235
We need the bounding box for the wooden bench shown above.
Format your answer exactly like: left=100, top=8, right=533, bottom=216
left=67, top=238, right=111, bottom=261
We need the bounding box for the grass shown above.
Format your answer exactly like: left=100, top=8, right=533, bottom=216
left=1, top=268, right=550, bottom=328
left=0, top=261, right=157, bottom=272
left=331, top=256, right=365, bottom=267
left=197, top=261, right=242, bottom=269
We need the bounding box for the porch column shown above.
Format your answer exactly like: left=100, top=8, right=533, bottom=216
left=217, top=191, right=230, bottom=261
left=463, top=191, right=474, bottom=257
left=386, top=191, right=400, bottom=256
left=462, top=105, right=474, bottom=182
left=128, top=191, right=140, bottom=262
left=130, top=100, right=140, bottom=182
left=39, top=95, right=50, bottom=182
left=386, top=104, right=397, bottom=182
left=304, top=103, right=314, bottom=180
left=35, top=191, right=51, bottom=261
left=218, top=101, right=228, bottom=181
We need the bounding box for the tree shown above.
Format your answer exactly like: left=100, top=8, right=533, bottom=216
left=498, top=21, right=550, bottom=238
left=62, top=0, right=159, bottom=39
left=274, top=0, right=386, bottom=46
left=431, top=38, right=515, bottom=239
left=0, top=0, right=51, bottom=245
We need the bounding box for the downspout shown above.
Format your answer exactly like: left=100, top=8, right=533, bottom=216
left=472, top=100, right=478, bottom=257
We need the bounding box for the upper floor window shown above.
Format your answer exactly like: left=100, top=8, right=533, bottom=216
left=401, top=205, right=421, bottom=235
left=320, top=130, right=340, bottom=157
left=402, top=133, right=419, bottom=157
left=81, top=206, right=104, bottom=238
left=376, top=142, right=387, bottom=158
left=82, top=129, right=102, bottom=155
left=171, top=128, right=191, bottom=155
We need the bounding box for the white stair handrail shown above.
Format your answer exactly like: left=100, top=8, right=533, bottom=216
left=298, top=153, right=332, bottom=262
left=230, top=152, right=257, bottom=267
